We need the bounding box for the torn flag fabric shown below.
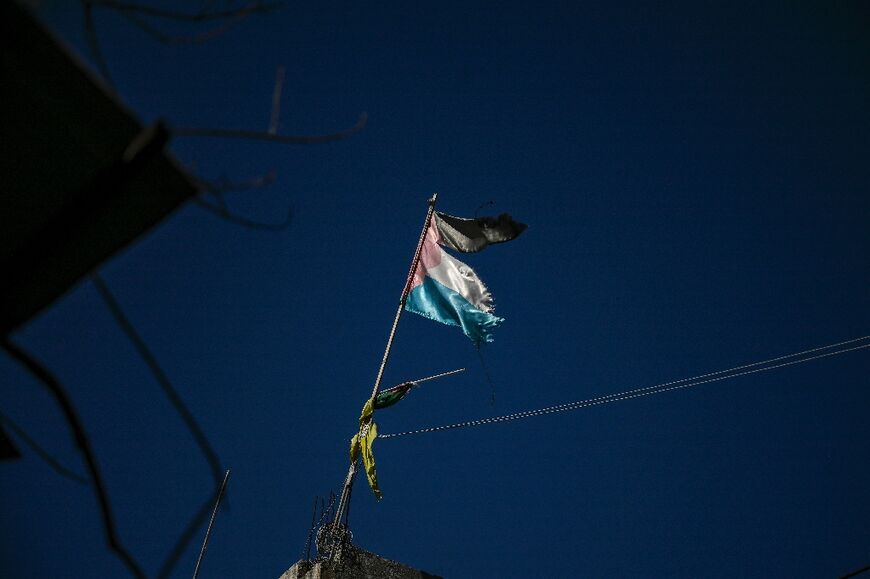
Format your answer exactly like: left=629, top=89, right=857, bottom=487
left=374, top=381, right=415, bottom=410
left=350, top=421, right=380, bottom=500
left=405, top=211, right=526, bottom=345
left=349, top=397, right=382, bottom=499
left=434, top=212, right=527, bottom=253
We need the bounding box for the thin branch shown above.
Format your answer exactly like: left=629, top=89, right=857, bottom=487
left=188, top=170, right=290, bottom=231
left=80, top=0, right=278, bottom=78
left=118, top=8, right=253, bottom=46
left=0, top=412, right=89, bottom=485
left=193, top=170, right=277, bottom=194
left=269, top=65, right=286, bottom=134
left=157, top=494, right=215, bottom=579
left=81, top=1, right=115, bottom=86
left=91, top=274, right=231, bottom=578
left=192, top=195, right=293, bottom=231
left=841, top=563, right=870, bottom=579
left=199, top=0, right=220, bottom=13
left=90, top=274, right=224, bottom=491
left=85, top=0, right=281, bottom=22
left=1, top=339, right=146, bottom=579
left=210, top=191, right=230, bottom=213
left=0, top=421, right=21, bottom=460
left=172, top=112, right=368, bottom=145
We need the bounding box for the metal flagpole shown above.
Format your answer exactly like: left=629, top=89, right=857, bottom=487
left=331, top=193, right=439, bottom=532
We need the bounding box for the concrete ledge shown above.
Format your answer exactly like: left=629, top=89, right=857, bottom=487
left=280, top=546, right=441, bottom=579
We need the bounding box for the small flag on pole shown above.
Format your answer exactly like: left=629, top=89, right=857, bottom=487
left=349, top=398, right=381, bottom=499
left=405, top=211, right=526, bottom=345
left=373, top=381, right=415, bottom=409
left=434, top=212, right=528, bottom=253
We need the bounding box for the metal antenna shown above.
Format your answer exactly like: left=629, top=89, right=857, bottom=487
left=192, top=469, right=231, bottom=579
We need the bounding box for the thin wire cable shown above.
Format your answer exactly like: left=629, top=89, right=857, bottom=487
left=552, top=334, right=870, bottom=411
left=379, top=338, right=870, bottom=439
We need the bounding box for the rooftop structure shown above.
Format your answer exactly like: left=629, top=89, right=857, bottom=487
left=1, top=1, right=196, bottom=337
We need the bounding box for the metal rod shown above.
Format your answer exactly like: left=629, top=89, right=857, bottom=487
left=368, top=192, right=439, bottom=401
left=410, top=367, right=465, bottom=385
left=333, top=461, right=356, bottom=530
left=378, top=368, right=466, bottom=395
left=192, top=469, right=231, bottom=579
left=333, top=193, right=439, bottom=526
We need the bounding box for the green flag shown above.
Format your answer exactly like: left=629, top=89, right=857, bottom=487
left=373, top=381, right=415, bottom=410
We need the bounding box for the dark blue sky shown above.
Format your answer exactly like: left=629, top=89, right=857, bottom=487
left=3, top=1, right=869, bottom=577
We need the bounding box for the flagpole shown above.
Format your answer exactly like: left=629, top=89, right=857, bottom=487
left=330, top=193, right=439, bottom=533
left=368, top=192, right=439, bottom=402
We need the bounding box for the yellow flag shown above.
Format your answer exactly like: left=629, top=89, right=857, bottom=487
left=358, top=397, right=374, bottom=428
left=349, top=398, right=382, bottom=500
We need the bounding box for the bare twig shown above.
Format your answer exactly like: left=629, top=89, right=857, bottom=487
left=841, top=563, right=870, bottom=579
left=199, top=0, right=220, bottom=13
left=269, top=65, right=286, bottom=134
left=91, top=274, right=224, bottom=491
left=85, top=0, right=281, bottom=22
left=210, top=191, right=231, bottom=214
left=198, top=0, right=217, bottom=11
left=157, top=494, right=214, bottom=579
left=172, top=112, right=368, bottom=144
left=1, top=339, right=146, bottom=579
left=91, top=275, right=232, bottom=579
left=0, top=412, right=89, bottom=485
left=189, top=169, right=290, bottom=231
left=118, top=9, right=253, bottom=45
left=192, top=195, right=293, bottom=231
left=80, top=0, right=280, bottom=78
left=91, top=273, right=232, bottom=577
left=179, top=109, right=367, bottom=232
left=193, top=171, right=277, bottom=194
left=0, top=421, right=21, bottom=460
left=81, top=1, right=115, bottom=86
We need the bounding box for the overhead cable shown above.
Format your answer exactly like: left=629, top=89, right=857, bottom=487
left=379, top=336, right=870, bottom=439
